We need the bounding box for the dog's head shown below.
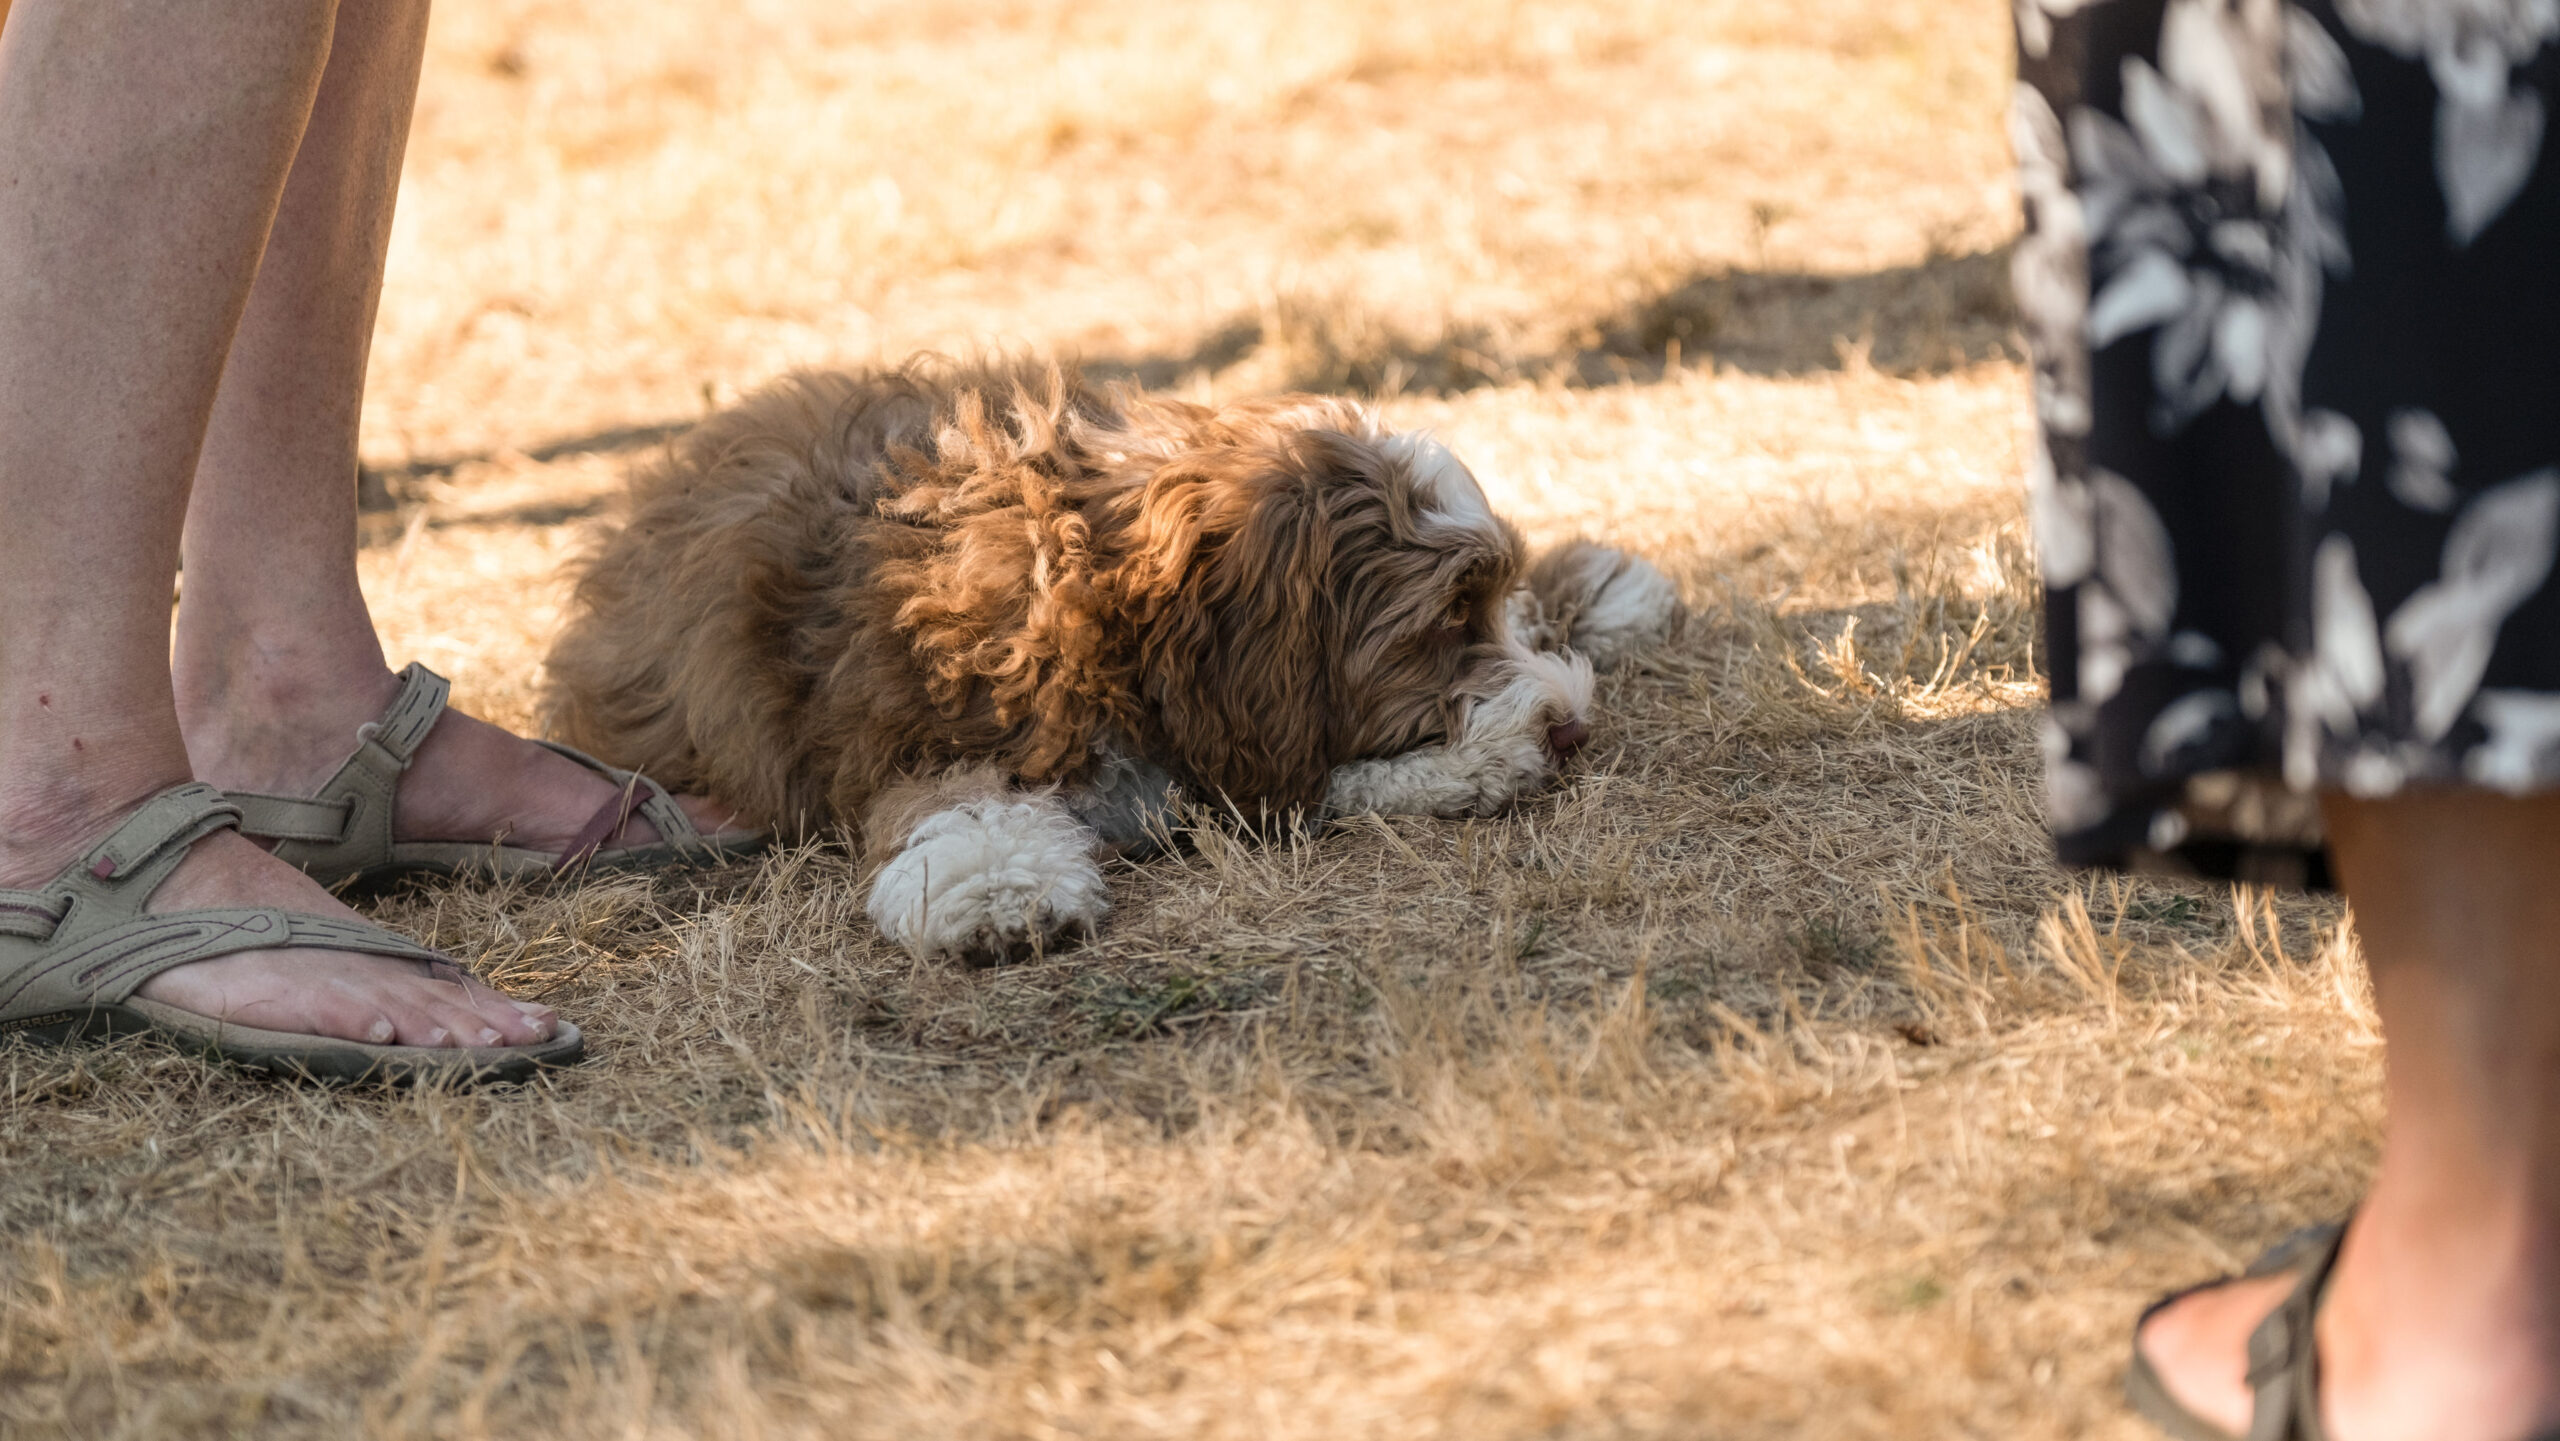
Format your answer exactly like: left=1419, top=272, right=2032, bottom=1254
left=1104, top=397, right=1592, bottom=816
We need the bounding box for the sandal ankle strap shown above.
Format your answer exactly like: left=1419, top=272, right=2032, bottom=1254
left=224, top=660, right=739, bottom=884
left=228, top=663, right=450, bottom=872
left=2239, top=1224, right=2347, bottom=1441
left=0, top=783, right=244, bottom=943
left=49, top=783, right=244, bottom=951
left=80, top=782, right=241, bottom=885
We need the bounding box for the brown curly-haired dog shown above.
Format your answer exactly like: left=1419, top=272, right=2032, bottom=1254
left=544, top=358, right=1677, bottom=962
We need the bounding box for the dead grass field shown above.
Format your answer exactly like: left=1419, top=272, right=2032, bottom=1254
left=0, top=2, right=2378, bottom=1437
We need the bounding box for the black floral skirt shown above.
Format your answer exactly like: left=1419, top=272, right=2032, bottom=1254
left=2017, top=0, right=2560, bottom=889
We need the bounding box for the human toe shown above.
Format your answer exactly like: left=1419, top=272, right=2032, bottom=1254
left=263, top=960, right=551, bottom=1049
left=391, top=967, right=555, bottom=1046
left=448, top=977, right=557, bottom=1045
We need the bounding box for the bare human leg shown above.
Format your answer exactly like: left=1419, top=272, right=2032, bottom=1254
left=0, top=0, right=549, bottom=1050
left=168, top=0, right=734, bottom=870
left=2135, top=789, right=2560, bottom=1440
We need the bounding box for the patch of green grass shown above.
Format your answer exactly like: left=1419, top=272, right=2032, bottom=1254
left=1072, top=968, right=1271, bottom=1039
left=2117, top=893, right=2207, bottom=930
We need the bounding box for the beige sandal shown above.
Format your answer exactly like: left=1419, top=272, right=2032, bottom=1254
left=227, top=662, right=765, bottom=891
left=2126, top=1221, right=2353, bottom=1441
left=0, top=782, right=582, bottom=1084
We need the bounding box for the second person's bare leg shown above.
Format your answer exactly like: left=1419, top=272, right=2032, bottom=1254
left=2134, top=790, right=2560, bottom=1440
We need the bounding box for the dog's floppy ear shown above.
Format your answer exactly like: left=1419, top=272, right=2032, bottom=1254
left=1118, top=444, right=1347, bottom=813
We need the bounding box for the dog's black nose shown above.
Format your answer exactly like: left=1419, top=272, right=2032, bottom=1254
left=1547, top=718, right=1591, bottom=759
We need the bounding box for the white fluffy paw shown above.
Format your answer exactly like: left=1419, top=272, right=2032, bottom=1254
left=1527, top=541, right=1682, bottom=668
left=864, top=797, right=1108, bottom=966
left=1325, top=645, right=1594, bottom=818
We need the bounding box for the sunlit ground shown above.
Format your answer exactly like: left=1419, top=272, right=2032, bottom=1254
left=1, top=4, right=2370, bottom=1436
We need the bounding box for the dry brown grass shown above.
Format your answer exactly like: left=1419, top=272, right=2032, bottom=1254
left=0, top=2, right=2380, bottom=1437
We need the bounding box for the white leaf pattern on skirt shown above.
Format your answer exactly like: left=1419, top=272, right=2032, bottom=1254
left=2029, top=442, right=2096, bottom=588
left=2092, top=468, right=2180, bottom=638
left=2142, top=690, right=2243, bottom=776
left=2385, top=408, right=2461, bottom=512
left=2297, top=409, right=2363, bottom=508
left=2384, top=470, right=2560, bottom=739
left=2468, top=690, right=2560, bottom=788
left=2025, top=0, right=2560, bottom=877
left=2312, top=534, right=2387, bottom=721
left=2440, top=84, right=2546, bottom=243
left=2089, top=250, right=2197, bottom=347
left=2288, top=6, right=2364, bottom=119
left=2333, top=0, right=2559, bottom=244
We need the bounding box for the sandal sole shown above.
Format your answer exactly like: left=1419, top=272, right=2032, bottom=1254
left=3, top=1001, right=583, bottom=1086
left=313, top=833, right=773, bottom=898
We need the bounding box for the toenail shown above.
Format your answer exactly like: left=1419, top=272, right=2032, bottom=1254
left=427, top=1027, right=450, bottom=1047
left=366, top=1019, right=395, bottom=1044
left=476, top=1028, right=501, bottom=1046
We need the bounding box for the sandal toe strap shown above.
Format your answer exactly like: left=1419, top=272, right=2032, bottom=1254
left=532, top=740, right=714, bottom=866
left=0, top=780, right=453, bottom=1024
left=554, top=778, right=648, bottom=874
left=2, top=907, right=446, bottom=1016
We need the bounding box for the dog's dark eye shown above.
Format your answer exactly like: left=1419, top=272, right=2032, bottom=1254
left=1442, top=596, right=1472, bottom=630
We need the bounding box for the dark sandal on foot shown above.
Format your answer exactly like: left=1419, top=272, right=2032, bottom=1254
left=0, top=782, right=582, bottom=1084
left=2126, top=1221, right=2347, bottom=1441
left=226, top=662, right=766, bottom=890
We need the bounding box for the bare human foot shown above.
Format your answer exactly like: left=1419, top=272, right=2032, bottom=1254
left=138, top=827, right=555, bottom=1046
left=57, top=644, right=738, bottom=1056
left=0, top=776, right=555, bottom=1050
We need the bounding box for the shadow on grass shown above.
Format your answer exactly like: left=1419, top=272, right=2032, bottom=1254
left=358, top=420, right=693, bottom=511
left=361, top=245, right=2017, bottom=511
left=1086, top=243, right=2018, bottom=393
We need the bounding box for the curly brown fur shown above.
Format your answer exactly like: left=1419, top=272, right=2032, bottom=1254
left=542, top=357, right=1531, bottom=842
